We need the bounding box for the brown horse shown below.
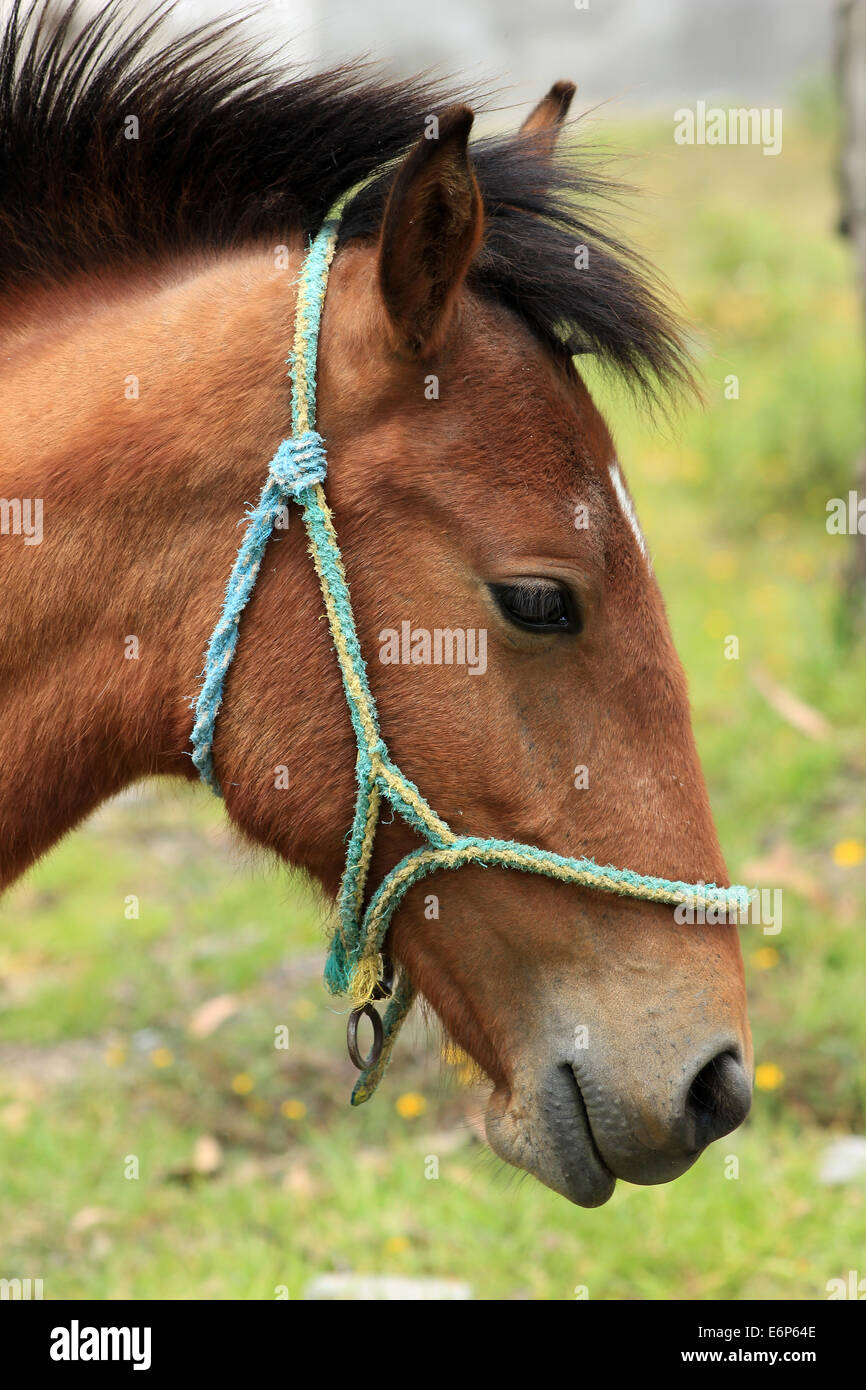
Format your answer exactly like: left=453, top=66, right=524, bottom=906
left=0, top=1, right=751, bottom=1206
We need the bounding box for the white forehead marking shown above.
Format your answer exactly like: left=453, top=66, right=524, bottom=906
left=608, top=461, right=651, bottom=569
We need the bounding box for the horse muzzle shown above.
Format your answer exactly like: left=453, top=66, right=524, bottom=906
left=485, top=1033, right=752, bottom=1207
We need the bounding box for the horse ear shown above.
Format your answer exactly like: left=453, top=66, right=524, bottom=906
left=377, top=104, right=483, bottom=357
left=519, top=80, right=576, bottom=157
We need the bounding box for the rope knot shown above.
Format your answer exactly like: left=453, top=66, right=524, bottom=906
left=268, top=430, right=327, bottom=497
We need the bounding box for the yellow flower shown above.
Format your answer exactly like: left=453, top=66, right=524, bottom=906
left=104, top=1044, right=127, bottom=1067
left=751, top=947, right=779, bottom=970
left=832, top=839, right=864, bottom=869
left=280, top=1099, right=306, bottom=1120
left=231, top=1072, right=255, bottom=1095
left=755, top=1063, right=784, bottom=1091
left=384, top=1235, right=410, bottom=1255
left=395, top=1091, right=427, bottom=1119
left=702, top=609, right=730, bottom=640
left=442, top=1041, right=483, bottom=1085
left=150, top=1047, right=173, bottom=1069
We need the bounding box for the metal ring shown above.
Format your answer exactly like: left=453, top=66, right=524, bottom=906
left=347, top=1003, right=383, bottom=1071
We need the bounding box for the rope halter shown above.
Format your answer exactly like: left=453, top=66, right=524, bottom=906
left=191, top=192, right=752, bottom=1105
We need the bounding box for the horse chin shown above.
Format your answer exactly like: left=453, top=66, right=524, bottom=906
left=484, top=1073, right=617, bottom=1208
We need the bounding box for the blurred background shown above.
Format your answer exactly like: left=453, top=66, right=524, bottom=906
left=8, top=0, right=837, bottom=106
left=0, top=0, right=864, bottom=1300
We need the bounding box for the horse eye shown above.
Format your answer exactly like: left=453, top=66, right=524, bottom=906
left=490, top=581, right=582, bottom=633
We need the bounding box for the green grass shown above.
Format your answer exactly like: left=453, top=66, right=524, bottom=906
left=1, top=112, right=865, bottom=1300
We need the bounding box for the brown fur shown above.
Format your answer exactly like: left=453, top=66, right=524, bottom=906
left=0, top=229, right=750, bottom=1160
left=0, top=4, right=751, bottom=1204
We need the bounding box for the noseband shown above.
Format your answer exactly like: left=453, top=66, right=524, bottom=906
left=190, top=190, right=750, bottom=1104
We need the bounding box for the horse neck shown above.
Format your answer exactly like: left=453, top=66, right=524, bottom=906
left=0, top=248, right=353, bottom=890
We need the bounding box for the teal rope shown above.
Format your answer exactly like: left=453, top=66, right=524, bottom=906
left=324, top=749, right=378, bottom=996
left=190, top=429, right=327, bottom=792
left=357, top=838, right=752, bottom=974
left=191, top=198, right=755, bottom=1105
left=294, top=482, right=384, bottom=757
left=288, top=215, right=341, bottom=433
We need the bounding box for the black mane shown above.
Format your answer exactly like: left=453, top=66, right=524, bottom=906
left=0, top=0, right=691, bottom=397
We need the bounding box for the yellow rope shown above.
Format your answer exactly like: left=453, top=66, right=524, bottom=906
left=358, top=842, right=727, bottom=966
left=374, top=760, right=456, bottom=843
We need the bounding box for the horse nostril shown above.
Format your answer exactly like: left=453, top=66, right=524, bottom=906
left=684, top=1049, right=751, bottom=1149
